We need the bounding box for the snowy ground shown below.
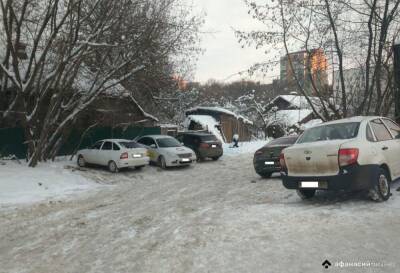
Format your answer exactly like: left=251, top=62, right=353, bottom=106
left=1, top=142, right=400, bottom=273
left=0, top=159, right=99, bottom=206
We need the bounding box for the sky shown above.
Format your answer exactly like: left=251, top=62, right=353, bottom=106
left=191, top=0, right=279, bottom=84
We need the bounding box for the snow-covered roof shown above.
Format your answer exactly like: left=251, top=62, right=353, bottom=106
left=185, top=106, right=253, bottom=125
left=300, top=119, right=323, bottom=130
left=158, top=123, right=179, bottom=128
left=184, top=115, right=224, bottom=142
left=186, top=106, right=236, bottom=116
left=273, top=109, right=313, bottom=127
left=271, top=95, right=318, bottom=109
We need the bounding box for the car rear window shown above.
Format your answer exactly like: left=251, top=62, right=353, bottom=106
left=297, top=122, right=360, bottom=144
left=199, top=135, right=218, bottom=141
left=370, top=119, right=392, bottom=141
left=119, top=141, right=141, bottom=148
left=268, top=137, right=297, bottom=145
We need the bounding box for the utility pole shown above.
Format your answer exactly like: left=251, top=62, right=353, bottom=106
left=394, top=43, right=400, bottom=123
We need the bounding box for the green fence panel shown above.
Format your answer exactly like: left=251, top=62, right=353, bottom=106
left=0, top=126, right=161, bottom=158
left=58, top=126, right=161, bottom=156
left=0, top=127, right=27, bottom=159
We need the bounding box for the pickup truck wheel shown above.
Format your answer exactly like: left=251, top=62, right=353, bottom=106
left=108, top=161, right=119, bottom=173
left=297, top=189, right=316, bottom=200
left=369, top=168, right=391, bottom=202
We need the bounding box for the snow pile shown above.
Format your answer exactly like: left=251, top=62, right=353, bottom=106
left=0, top=160, right=97, bottom=205
left=184, top=115, right=224, bottom=142
left=223, top=140, right=269, bottom=157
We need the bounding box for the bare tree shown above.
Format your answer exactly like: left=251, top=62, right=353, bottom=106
left=0, top=0, right=202, bottom=166
left=237, top=0, right=400, bottom=120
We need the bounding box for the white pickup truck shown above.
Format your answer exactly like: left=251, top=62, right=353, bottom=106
left=280, top=116, right=400, bottom=202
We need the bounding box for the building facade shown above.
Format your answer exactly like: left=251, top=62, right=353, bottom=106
left=280, top=49, right=328, bottom=95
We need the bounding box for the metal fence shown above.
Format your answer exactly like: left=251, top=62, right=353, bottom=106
left=0, top=126, right=161, bottom=159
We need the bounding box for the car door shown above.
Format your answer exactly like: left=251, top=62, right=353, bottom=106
left=99, top=141, right=113, bottom=166
left=137, top=137, right=157, bottom=162
left=369, top=119, right=397, bottom=177
left=382, top=118, right=400, bottom=178
left=146, top=138, right=159, bottom=161
left=112, top=141, right=122, bottom=162
left=86, top=141, right=103, bottom=164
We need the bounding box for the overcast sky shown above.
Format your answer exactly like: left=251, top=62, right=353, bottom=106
left=191, top=0, right=278, bottom=84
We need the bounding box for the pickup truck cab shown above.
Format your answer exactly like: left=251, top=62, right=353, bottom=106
left=280, top=116, right=400, bottom=201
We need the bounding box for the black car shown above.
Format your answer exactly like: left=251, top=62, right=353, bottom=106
left=253, top=136, right=298, bottom=178
left=176, top=132, right=223, bottom=161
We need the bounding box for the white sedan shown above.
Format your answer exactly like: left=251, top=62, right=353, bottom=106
left=77, top=139, right=150, bottom=172
left=136, top=135, right=197, bottom=169
left=281, top=116, right=400, bottom=201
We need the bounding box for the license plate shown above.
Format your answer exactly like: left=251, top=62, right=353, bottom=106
left=301, top=182, right=319, bottom=188
left=181, top=158, right=190, bottom=162
left=133, top=154, right=142, bottom=158
left=264, top=161, right=275, bottom=165
left=211, top=144, right=217, bottom=148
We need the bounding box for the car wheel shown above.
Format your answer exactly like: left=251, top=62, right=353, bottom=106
left=369, top=168, right=391, bottom=202
left=296, top=189, right=316, bottom=200
left=212, top=156, right=220, bottom=161
left=158, top=156, right=167, bottom=169
left=77, top=155, right=86, bottom=167
left=108, top=161, right=118, bottom=173
left=259, top=172, right=272, bottom=178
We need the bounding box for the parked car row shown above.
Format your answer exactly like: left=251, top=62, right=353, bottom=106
left=77, top=132, right=223, bottom=172
left=254, top=116, right=400, bottom=202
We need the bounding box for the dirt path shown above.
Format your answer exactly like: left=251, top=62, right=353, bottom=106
left=1, top=153, right=400, bottom=273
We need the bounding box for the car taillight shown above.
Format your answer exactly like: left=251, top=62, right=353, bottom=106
left=279, top=153, right=286, bottom=169
left=338, top=148, right=359, bottom=167
left=120, top=152, right=129, bottom=159
left=255, top=150, right=263, bottom=155
left=200, top=143, right=209, bottom=148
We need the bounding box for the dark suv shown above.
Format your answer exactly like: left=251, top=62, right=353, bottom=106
left=176, top=132, right=223, bottom=161
left=253, top=136, right=298, bottom=178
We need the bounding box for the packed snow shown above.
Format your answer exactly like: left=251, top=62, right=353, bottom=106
left=1, top=141, right=400, bottom=273
left=223, top=140, right=268, bottom=156
left=0, top=160, right=98, bottom=205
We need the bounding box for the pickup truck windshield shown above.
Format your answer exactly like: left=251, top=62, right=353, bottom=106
left=297, top=122, right=360, bottom=144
